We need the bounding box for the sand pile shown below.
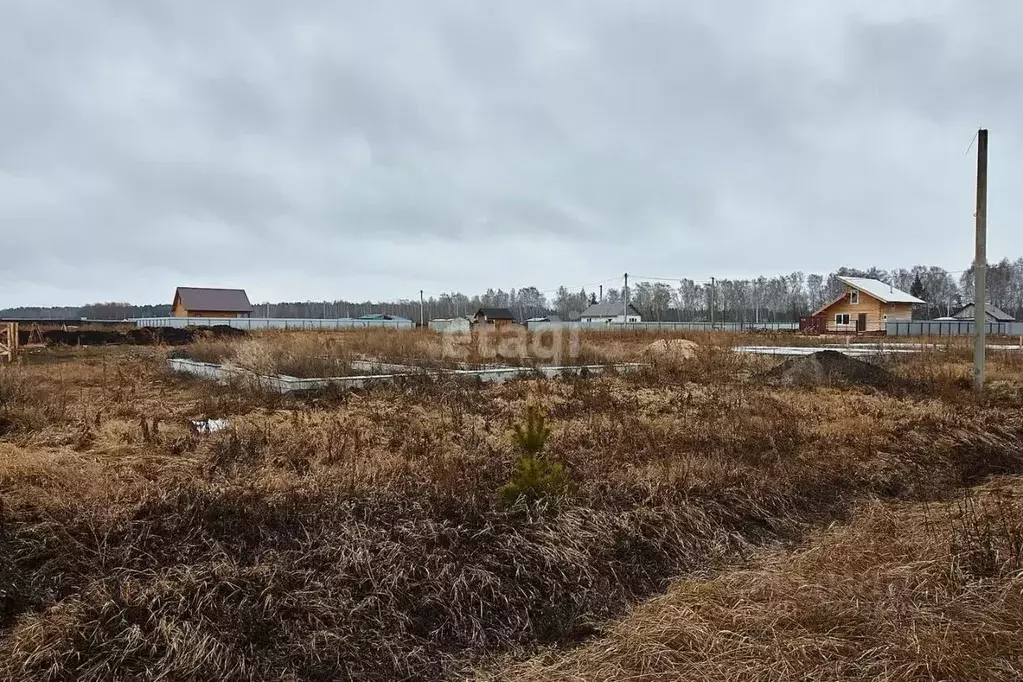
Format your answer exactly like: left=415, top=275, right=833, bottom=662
left=765, top=350, right=892, bottom=388
left=643, top=339, right=699, bottom=363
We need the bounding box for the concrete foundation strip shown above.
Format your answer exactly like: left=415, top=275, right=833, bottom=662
left=169, top=358, right=646, bottom=394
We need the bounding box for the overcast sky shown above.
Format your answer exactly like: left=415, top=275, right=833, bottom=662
left=3, top=0, right=1022, bottom=307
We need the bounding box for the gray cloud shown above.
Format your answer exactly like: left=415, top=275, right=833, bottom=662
left=2, top=0, right=1023, bottom=306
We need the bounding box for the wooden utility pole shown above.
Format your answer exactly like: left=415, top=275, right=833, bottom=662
left=419, top=290, right=425, bottom=327
left=974, top=129, right=988, bottom=391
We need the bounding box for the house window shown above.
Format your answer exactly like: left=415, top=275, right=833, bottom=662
left=835, top=313, right=850, bottom=325
left=850, top=290, right=859, bottom=304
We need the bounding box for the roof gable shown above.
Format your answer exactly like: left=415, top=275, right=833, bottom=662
left=580, top=301, right=641, bottom=318
left=175, top=287, right=252, bottom=313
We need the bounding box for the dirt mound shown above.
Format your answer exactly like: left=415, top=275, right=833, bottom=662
left=26, top=325, right=245, bottom=347
left=765, top=350, right=892, bottom=388
left=643, top=339, right=699, bottom=362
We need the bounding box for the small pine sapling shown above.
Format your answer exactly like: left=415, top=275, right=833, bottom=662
left=513, top=403, right=551, bottom=455
left=500, top=403, right=568, bottom=505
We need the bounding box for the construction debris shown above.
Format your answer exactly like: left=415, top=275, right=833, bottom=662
left=190, top=418, right=230, bottom=433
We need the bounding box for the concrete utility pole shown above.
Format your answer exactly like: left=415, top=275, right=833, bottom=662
left=599, top=284, right=603, bottom=302
left=974, top=128, right=989, bottom=391
left=623, top=273, right=629, bottom=319
left=709, top=277, right=716, bottom=328
left=419, top=290, right=425, bottom=327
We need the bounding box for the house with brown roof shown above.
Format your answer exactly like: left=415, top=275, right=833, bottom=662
left=171, top=287, right=253, bottom=318
left=473, top=308, right=516, bottom=327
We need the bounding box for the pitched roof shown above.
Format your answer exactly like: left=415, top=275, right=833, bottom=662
left=836, top=277, right=926, bottom=305
left=580, top=301, right=641, bottom=318
left=951, top=302, right=1015, bottom=322
left=475, top=307, right=515, bottom=321
left=174, top=287, right=252, bottom=313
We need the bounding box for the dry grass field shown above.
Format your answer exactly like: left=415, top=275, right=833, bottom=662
left=180, top=327, right=693, bottom=376
left=2, top=329, right=1023, bottom=680
left=487, top=478, right=1023, bottom=681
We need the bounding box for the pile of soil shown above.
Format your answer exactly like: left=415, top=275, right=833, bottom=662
left=19, top=325, right=245, bottom=347
left=765, top=350, right=893, bottom=388
left=643, top=339, right=699, bottom=362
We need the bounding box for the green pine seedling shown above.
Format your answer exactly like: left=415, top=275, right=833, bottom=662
left=513, top=403, right=551, bottom=455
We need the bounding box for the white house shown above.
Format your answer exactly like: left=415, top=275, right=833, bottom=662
left=579, top=301, right=642, bottom=324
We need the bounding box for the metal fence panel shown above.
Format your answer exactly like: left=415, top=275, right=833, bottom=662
left=130, top=317, right=415, bottom=330
left=613, top=321, right=799, bottom=332
left=523, top=321, right=799, bottom=332
left=886, top=321, right=1023, bottom=336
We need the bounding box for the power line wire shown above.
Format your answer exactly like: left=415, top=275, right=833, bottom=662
left=537, top=276, right=622, bottom=295
left=631, top=275, right=683, bottom=282
left=966, top=130, right=979, bottom=156
left=419, top=275, right=622, bottom=302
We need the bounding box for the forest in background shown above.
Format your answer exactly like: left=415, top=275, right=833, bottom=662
left=4, top=259, right=1023, bottom=323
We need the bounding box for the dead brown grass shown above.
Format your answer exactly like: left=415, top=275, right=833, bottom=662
left=187, top=328, right=464, bottom=377
left=2, top=335, right=1023, bottom=680
left=486, top=478, right=1023, bottom=682
left=182, top=328, right=750, bottom=377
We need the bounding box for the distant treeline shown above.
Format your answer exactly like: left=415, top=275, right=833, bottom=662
left=5, top=260, right=1023, bottom=323
left=0, top=303, right=173, bottom=320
